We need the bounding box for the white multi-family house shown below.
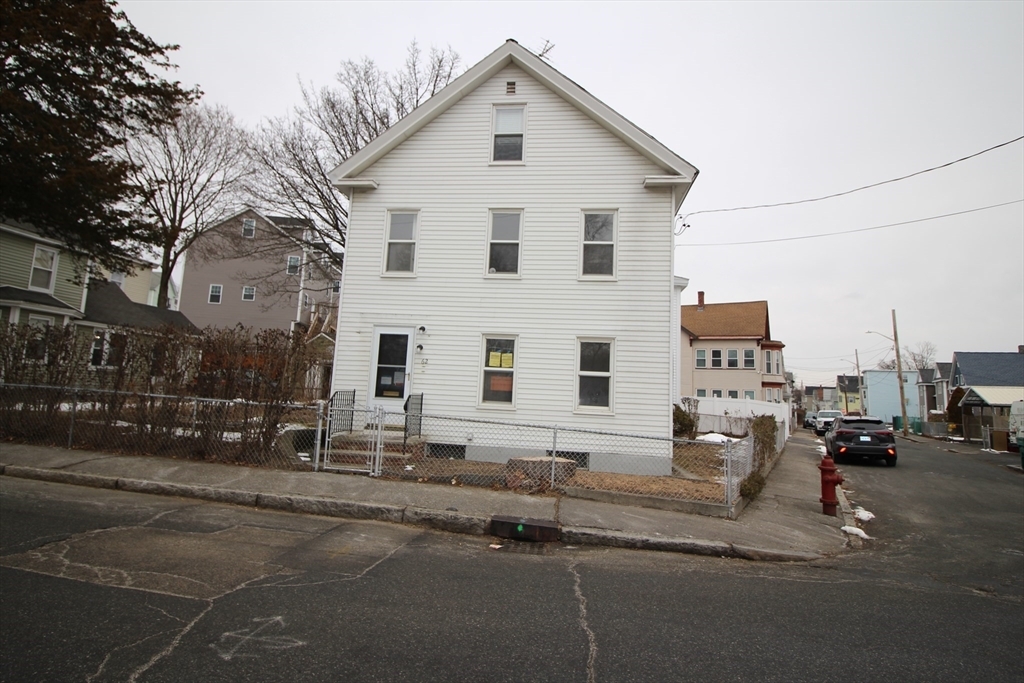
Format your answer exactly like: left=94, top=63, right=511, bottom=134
left=328, top=40, right=698, bottom=473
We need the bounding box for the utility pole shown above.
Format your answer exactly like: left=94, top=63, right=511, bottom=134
left=855, top=349, right=865, bottom=415
left=892, top=309, right=909, bottom=437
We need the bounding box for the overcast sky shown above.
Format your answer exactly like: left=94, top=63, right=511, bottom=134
left=119, top=0, right=1024, bottom=387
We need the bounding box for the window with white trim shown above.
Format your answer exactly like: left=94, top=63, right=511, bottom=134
left=578, top=339, right=613, bottom=409
left=242, top=218, right=256, bottom=238
left=581, top=211, right=615, bottom=277
left=743, top=349, right=755, bottom=369
left=695, top=349, right=706, bottom=368
left=287, top=255, right=300, bottom=275
left=711, top=349, right=723, bottom=368
left=208, top=284, right=222, bottom=304
left=727, top=349, right=738, bottom=369
left=774, top=351, right=781, bottom=375
left=765, top=350, right=772, bottom=373
left=765, top=388, right=772, bottom=401
left=492, top=105, right=525, bottom=162
left=728, top=390, right=739, bottom=399
left=110, top=272, right=125, bottom=288
left=487, top=211, right=521, bottom=275
left=712, top=389, right=723, bottom=398
left=29, top=245, right=58, bottom=292
left=774, top=388, right=781, bottom=402
left=744, top=390, right=755, bottom=399
left=385, top=211, right=417, bottom=273
left=242, top=286, right=256, bottom=301
left=482, top=336, right=516, bottom=404
left=696, top=389, right=707, bottom=397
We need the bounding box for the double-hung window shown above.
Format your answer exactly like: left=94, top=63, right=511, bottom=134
left=727, top=349, right=739, bottom=369
left=208, top=284, right=222, bottom=304
left=487, top=211, right=521, bottom=275
left=577, top=339, right=613, bottom=410
left=765, top=350, right=772, bottom=373
left=581, top=211, right=615, bottom=277
left=25, top=315, right=52, bottom=361
left=482, top=337, right=516, bottom=405
left=29, top=246, right=58, bottom=292
left=385, top=211, right=417, bottom=274
left=242, top=286, right=256, bottom=301
left=492, top=105, right=525, bottom=162
left=695, top=349, right=706, bottom=368
left=711, top=349, right=723, bottom=368
left=287, top=255, right=300, bottom=275
left=774, top=352, right=782, bottom=375
left=90, top=330, right=126, bottom=368
left=743, top=349, right=755, bottom=369
left=242, top=218, right=256, bottom=238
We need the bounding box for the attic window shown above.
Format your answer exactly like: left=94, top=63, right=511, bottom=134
left=506, top=81, right=516, bottom=95
left=492, top=105, right=525, bottom=162
left=242, top=218, right=256, bottom=238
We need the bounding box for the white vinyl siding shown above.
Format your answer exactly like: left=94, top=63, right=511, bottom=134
left=332, top=65, right=674, bottom=436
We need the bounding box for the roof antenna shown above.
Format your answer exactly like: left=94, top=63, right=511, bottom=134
left=537, top=39, right=555, bottom=61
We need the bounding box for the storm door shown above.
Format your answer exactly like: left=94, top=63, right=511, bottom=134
left=369, top=327, right=414, bottom=410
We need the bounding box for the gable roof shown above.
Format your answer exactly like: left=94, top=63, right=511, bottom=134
left=959, top=385, right=1024, bottom=407
left=330, top=40, right=698, bottom=209
left=680, top=300, right=770, bottom=340
left=935, top=362, right=952, bottom=381
left=837, top=375, right=860, bottom=392
left=916, top=368, right=936, bottom=384
left=84, top=281, right=197, bottom=331
left=952, top=351, right=1024, bottom=387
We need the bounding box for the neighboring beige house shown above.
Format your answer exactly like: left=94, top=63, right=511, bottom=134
left=836, top=375, right=863, bottom=414
left=328, top=40, right=698, bottom=472
left=680, top=293, right=787, bottom=402
left=179, top=209, right=341, bottom=332
left=99, top=257, right=179, bottom=310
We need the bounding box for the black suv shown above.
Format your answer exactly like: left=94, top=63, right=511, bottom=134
left=825, top=417, right=897, bottom=467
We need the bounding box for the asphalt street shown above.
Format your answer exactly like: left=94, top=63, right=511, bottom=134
left=2, top=435, right=1022, bottom=683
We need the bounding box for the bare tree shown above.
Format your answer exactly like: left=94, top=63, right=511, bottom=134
left=122, top=103, right=251, bottom=308
left=246, top=41, right=461, bottom=257
left=876, top=358, right=898, bottom=370
left=902, top=341, right=938, bottom=371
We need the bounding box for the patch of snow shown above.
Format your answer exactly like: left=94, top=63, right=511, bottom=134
left=814, top=439, right=823, bottom=444
left=853, top=507, right=875, bottom=522
left=696, top=433, right=740, bottom=444
left=816, top=445, right=827, bottom=454
left=841, top=526, right=871, bottom=540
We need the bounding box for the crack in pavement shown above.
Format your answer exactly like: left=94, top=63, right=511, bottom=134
left=568, top=560, right=598, bottom=683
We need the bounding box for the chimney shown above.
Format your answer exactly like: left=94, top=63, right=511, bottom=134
left=697, top=291, right=705, bottom=311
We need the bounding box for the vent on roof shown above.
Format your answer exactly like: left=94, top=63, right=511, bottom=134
left=506, top=81, right=516, bottom=95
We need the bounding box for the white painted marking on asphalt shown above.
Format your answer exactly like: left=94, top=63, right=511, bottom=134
left=210, top=616, right=306, bottom=661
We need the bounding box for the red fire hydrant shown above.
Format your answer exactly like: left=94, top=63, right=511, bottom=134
left=819, top=455, right=844, bottom=517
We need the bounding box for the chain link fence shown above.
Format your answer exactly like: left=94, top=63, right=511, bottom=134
left=317, top=402, right=764, bottom=507
left=0, top=383, right=317, bottom=469
left=2, top=383, right=776, bottom=510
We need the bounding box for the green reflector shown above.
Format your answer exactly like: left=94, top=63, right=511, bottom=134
left=517, top=524, right=524, bottom=532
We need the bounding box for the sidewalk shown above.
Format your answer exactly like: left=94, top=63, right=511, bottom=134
left=0, top=432, right=852, bottom=562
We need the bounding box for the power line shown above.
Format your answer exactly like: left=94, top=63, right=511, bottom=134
left=676, top=135, right=1024, bottom=233
left=678, top=199, right=1022, bottom=247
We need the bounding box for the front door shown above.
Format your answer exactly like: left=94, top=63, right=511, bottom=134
left=368, top=327, right=414, bottom=411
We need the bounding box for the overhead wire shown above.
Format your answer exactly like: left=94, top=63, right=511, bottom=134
left=675, top=135, right=1024, bottom=235
left=677, top=199, right=1022, bottom=247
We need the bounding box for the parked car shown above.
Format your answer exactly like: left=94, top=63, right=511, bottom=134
left=825, top=416, right=897, bottom=467
left=803, top=412, right=817, bottom=429
left=814, top=410, right=844, bottom=436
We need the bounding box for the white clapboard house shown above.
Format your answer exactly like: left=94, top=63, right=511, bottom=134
left=328, top=40, right=698, bottom=474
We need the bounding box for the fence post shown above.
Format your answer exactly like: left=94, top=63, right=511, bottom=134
left=550, top=426, right=559, bottom=490
left=67, top=389, right=77, bottom=449
left=191, top=399, right=198, bottom=437
left=725, top=439, right=734, bottom=510
left=313, top=400, right=323, bottom=472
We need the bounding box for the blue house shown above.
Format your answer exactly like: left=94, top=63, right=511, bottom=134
left=863, top=368, right=920, bottom=425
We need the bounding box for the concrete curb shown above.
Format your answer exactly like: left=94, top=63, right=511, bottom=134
left=835, top=484, right=863, bottom=549
left=1, top=466, right=822, bottom=562
left=562, top=527, right=822, bottom=562
left=3, top=465, right=119, bottom=490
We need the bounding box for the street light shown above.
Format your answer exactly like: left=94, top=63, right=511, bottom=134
left=866, top=310, right=909, bottom=437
